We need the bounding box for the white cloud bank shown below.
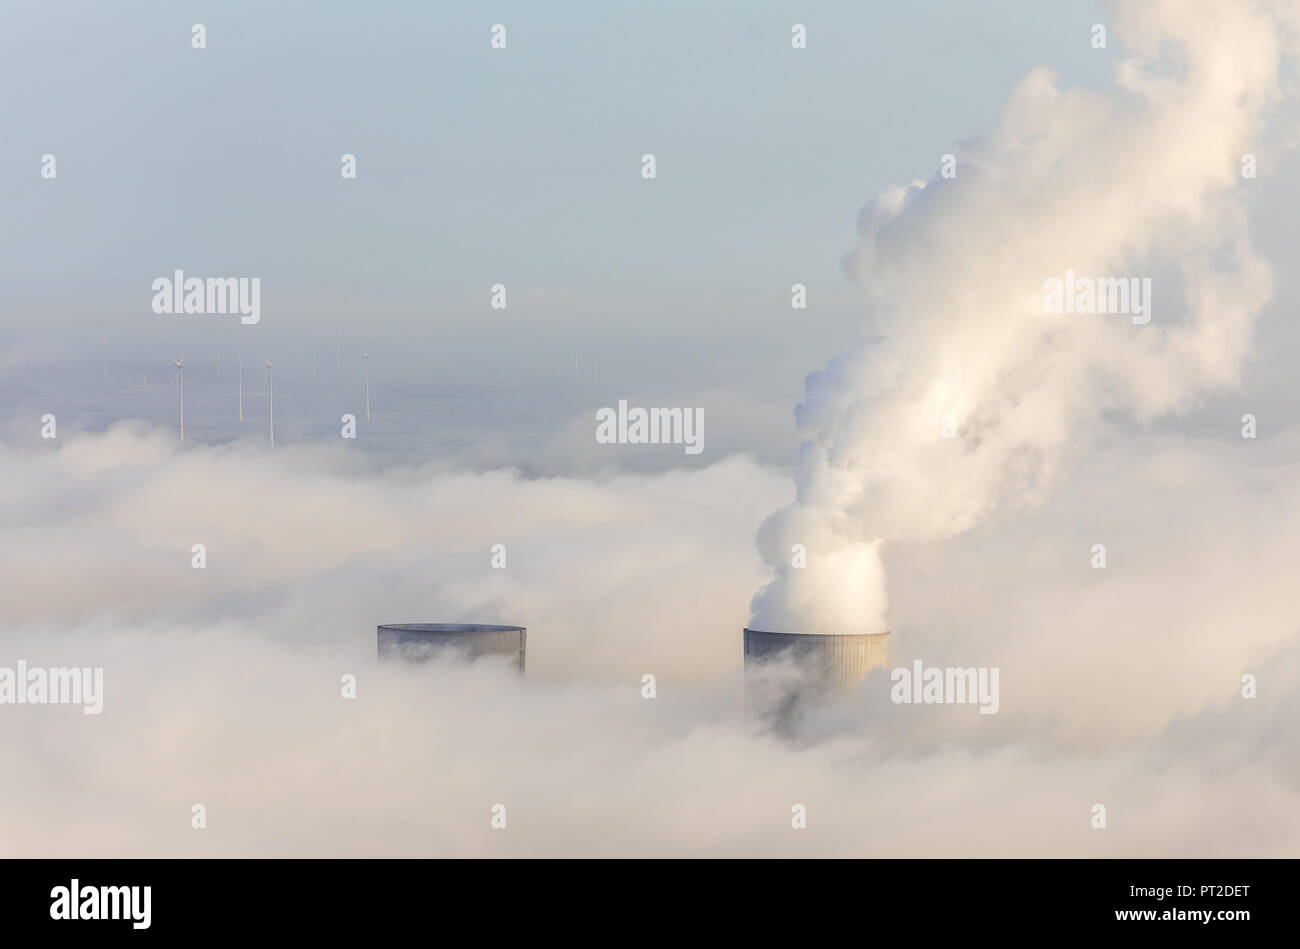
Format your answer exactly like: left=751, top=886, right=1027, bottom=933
left=0, top=418, right=1297, bottom=856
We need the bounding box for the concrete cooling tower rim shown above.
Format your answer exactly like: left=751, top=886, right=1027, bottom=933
left=378, top=624, right=526, bottom=633
left=743, top=628, right=890, bottom=638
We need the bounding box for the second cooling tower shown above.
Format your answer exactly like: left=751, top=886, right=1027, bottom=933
left=377, top=623, right=526, bottom=673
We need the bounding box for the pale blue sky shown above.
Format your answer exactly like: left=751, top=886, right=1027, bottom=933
left=10, top=0, right=1292, bottom=470
left=3, top=0, right=1109, bottom=303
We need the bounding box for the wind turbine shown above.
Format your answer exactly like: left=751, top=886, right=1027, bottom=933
left=361, top=348, right=370, bottom=420
left=172, top=355, right=185, bottom=440
left=265, top=359, right=274, bottom=448
left=236, top=345, right=243, bottom=422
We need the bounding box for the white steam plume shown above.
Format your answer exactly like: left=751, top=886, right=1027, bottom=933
left=752, top=0, right=1299, bottom=635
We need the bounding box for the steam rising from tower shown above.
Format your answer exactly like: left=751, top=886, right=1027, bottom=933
left=752, top=0, right=1292, bottom=638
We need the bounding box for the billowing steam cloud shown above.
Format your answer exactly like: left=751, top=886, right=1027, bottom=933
left=752, top=0, right=1300, bottom=636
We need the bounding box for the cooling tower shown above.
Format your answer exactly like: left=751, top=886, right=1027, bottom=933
left=377, top=623, right=526, bottom=673
left=743, top=628, right=889, bottom=710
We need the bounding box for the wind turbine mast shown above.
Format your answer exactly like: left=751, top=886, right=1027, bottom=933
left=172, top=355, right=185, bottom=440
left=237, top=345, right=243, bottom=422
left=266, top=359, right=274, bottom=448
left=361, top=349, right=370, bottom=420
